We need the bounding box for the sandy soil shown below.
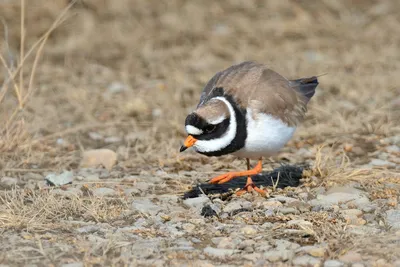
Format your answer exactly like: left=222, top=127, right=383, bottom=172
left=0, top=1, right=399, bottom=266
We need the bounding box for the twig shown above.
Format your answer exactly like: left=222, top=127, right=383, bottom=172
left=19, top=0, right=25, bottom=109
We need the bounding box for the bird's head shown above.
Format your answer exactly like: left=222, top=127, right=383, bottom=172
left=180, top=97, right=237, bottom=156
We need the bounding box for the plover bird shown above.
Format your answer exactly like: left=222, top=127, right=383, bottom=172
left=180, top=61, right=318, bottom=195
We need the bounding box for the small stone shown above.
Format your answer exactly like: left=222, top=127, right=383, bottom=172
left=223, top=199, right=251, bottom=213
left=183, top=196, right=210, bottom=209
left=275, top=239, right=300, bottom=250
left=262, top=200, right=283, bottom=210
left=81, top=149, right=117, bottom=170
left=386, top=145, right=400, bottom=153
left=368, top=159, right=395, bottom=167
left=278, top=207, right=298, bottom=215
left=351, top=263, right=365, bottom=267
left=131, top=199, right=161, bottom=215
left=340, top=209, right=363, bottom=217
left=61, top=263, right=84, bottom=267
left=240, top=226, right=257, bottom=236
left=0, top=177, right=18, bottom=189
left=296, top=245, right=326, bottom=257
left=338, top=251, right=363, bottom=263
left=264, top=249, right=294, bottom=262
left=308, top=247, right=326, bottom=257
left=309, top=187, right=370, bottom=209
left=261, top=222, right=274, bottom=229
left=272, top=195, right=298, bottom=204
left=242, top=253, right=261, bottom=262
left=292, top=255, right=321, bottom=266
left=203, top=246, right=237, bottom=259
left=92, top=187, right=116, bottom=197
left=107, top=81, right=128, bottom=94
left=386, top=209, right=400, bottom=229
left=324, top=260, right=344, bottom=267
left=287, top=219, right=313, bottom=228
left=347, top=225, right=381, bottom=235
left=88, top=132, right=103, bottom=140
left=104, top=136, right=122, bottom=143
left=45, top=171, right=73, bottom=186
left=75, top=225, right=101, bottom=234
left=201, top=205, right=218, bottom=217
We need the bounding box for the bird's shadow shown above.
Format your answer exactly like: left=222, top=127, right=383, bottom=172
left=183, top=164, right=306, bottom=199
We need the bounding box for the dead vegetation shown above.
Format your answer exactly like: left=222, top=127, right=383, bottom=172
left=0, top=0, right=399, bottom=266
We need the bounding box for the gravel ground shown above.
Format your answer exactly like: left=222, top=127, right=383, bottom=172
left=0, top=0, right=400, bottom=266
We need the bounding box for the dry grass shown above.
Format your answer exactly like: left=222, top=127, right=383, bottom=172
left=0, top=0, right=399, bottom=265
left=0, top=188, right=130, bottom=232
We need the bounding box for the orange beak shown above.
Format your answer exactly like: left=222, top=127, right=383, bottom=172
left=180, top=135, right=197, bottom=152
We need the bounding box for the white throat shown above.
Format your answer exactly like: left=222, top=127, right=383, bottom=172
left=194, top=97, right=236, bottom=153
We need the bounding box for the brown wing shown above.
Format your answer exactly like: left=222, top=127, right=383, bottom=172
left=199, top=61, right=318, bottom=126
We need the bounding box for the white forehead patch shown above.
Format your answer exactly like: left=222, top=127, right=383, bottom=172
left=186, top=125, right=203, bottom=135
left=208, top=115, right=226, bottom=125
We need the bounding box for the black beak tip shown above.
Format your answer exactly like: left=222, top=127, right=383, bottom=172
left=180, top=146, right=188, bottom=152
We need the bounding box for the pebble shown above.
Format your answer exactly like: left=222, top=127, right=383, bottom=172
left=61, top=263, right=84, bottom=267
left=0, top=177, right=18, bottom=189
left=80, top=149, right=117, bottom=170
left=386, top=209, right=400, bottom=229
left=324, top=260, right=345, bottom=267
left=131, top=199, right=161, bottom=215
left=340, top=209, right=363, bottom=217
left=368, top=159, right=395, bottom=167
left=92, top=187, right=117, bottom=197
left=275, top=239, right=301, bottom=250
left=223, top=199, right=252, bottom=213
left=203, top=246, right=237, bottom=259
left=240, top=225, right=257, bottom=236
left=107, top=81, right=128, bottom=94
left=278, top=207, right=298, bottom=215
left=307, top=247, right=326, bottom=257
left=88, top=132, right=103, bottom=140
left=292, top=255, right=321, bottom=266
left=309, top=187, right=370, bottom=209
left=183, top=196, right=210, bottom=210
left=45, top=171, right=73, bottom=186
left=386, top=145, right=400, bottom=153
left=338, top=251, right=363, bottom=263
left=287, top=219, right=313, bottom=228
left=347, top=225, right=381, bottom=235
left=75, top=225, right=101, bottom=234
left=264, top=249, right=294, bottom=262
left=262, top=200, right=283, bottom=210
left=272, top=196, right=298, bottom=204
left=242, top=253, right=261, bottom=262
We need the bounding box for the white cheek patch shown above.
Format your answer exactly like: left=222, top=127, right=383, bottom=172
left=186, top=125, right=203, bottom=135
left=195, top=97, right=236, bottom=153
left=208, top=115, right=226, bottom=125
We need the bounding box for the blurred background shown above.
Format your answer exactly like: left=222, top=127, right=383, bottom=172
left=0, top=0, right=399, bottom=172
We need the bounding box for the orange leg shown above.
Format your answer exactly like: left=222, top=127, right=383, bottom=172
left=209, top=158, right=266, bottom=196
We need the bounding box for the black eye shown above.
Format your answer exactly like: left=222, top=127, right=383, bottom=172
left=204, top=125, right=216, bottom=133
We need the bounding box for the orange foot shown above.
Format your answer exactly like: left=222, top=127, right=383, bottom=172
left=236, top=176, right=267, bottom=196
left=209, top=159, right=266, bottom=196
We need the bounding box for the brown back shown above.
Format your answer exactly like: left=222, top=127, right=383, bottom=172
left=198, top=61, right=317, bottom=126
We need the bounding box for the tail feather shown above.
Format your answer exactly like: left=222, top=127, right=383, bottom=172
left=289, top=76, right=319, bottom=102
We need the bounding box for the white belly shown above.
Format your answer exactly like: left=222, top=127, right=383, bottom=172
left=233, top=109, right=296, bottom=159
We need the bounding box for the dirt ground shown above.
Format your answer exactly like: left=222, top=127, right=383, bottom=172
left=0, top=0, right=399, bottom=266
